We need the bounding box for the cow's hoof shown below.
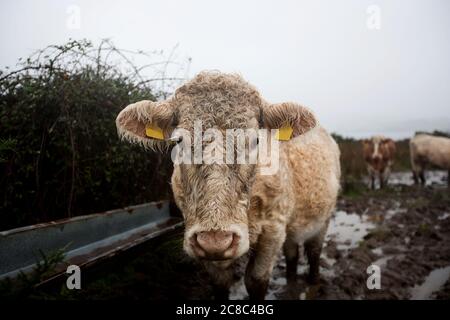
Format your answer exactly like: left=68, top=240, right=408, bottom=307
left=245, top=276, right=268, bottom=300
left=307, top=273, right=320, bottom=285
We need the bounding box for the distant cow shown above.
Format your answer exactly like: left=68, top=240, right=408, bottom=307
left=116, top=71, right=341, bottom=299
left=410, top=134, right=450, bottom=186
left=362, top=136, right=396, bottom=189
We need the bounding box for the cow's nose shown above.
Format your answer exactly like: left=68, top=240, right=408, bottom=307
left=373, top=155, right=382, bottom=162
left=192, top=231, right=238, bottom=260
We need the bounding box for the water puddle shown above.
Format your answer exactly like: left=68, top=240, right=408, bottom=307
left=385, top=205, right=406, bottom=220
left=326, top=210, right=375, bottom=250
left=372, top=247, right=383, bottom=255
left=438, top=213, right=450, bottom=220
left=389, top=170, right=448, bottom=187
left=410, top=266, right=450, bottom=300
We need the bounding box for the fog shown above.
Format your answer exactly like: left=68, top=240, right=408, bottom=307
left=1, top=0, right=449, bottom=138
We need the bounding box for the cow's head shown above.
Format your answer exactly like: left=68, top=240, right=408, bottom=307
left=116, top=72, right=316, bottom=262
left=362, top=136, right=395, bottom=170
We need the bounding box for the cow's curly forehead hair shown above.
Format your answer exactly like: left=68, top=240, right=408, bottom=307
left=172, top=71, right=263, bottom=130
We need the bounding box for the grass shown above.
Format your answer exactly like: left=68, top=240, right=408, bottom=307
left=0, top=246, right=67, bottom=299
left=17, top=233, right=214, bottom=300
left=417, top=223, right=431, bottom=236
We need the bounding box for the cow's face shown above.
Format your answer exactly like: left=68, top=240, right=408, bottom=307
left=362, top=137, right=394, bottom=171
left=171, top=162, right=255, bottom=261
left=116, top=72, right=316, bottom=262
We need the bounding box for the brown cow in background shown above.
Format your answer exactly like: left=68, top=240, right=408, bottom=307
left=362, top=136, right=396, bottom=189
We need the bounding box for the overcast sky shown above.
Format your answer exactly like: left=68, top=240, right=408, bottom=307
left=1, top=0, right=449, bottom=138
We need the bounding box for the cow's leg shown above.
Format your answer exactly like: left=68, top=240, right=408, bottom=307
left=378, top=170, right=384, bottom=189
left=447, top=169, right=450, bottom=187
left=304, top=222, right=328, bottom=284
left=245, top=224, right=286, bottom=300
left=379, top=167, right=390, bottom=189
left=412, top=171, right=419, bottom=184
left=283, top=237, right=299, bottom=284
left=419, top=169, right=426, bottom=185
left=412, top=159, right=425, bottom=185
left=368, top=167, right=377, bottom=190
left=383, top=166, right=391, bottom=187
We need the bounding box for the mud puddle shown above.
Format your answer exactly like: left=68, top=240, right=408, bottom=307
left=410, top=266, right=450, bottom=300
left=365, top=170, right=448, bottom=188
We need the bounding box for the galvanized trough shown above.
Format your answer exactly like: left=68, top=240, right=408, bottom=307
left=0, top=201, right=183, bottom=282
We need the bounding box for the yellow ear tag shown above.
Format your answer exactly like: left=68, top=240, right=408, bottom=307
left=276, top=125, right=293, bottom=141
left=145, top=124, right=164, bottom=140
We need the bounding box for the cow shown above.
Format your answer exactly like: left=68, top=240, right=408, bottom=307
left=115, top=71, right=341, bottom=300
left=362, top=136, right=396, bottom=189
left=410, top=133, right=450, bottom=186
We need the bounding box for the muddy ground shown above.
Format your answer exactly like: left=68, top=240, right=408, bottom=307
left=11, top=171, right=450, bottom=300
left=229, top=170, right=450, bottom=300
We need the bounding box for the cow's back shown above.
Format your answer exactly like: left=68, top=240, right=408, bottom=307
left=410, top=134, right=450, bottom=169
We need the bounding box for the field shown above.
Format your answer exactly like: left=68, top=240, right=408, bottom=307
left=3, top=170, right=449, bottom=300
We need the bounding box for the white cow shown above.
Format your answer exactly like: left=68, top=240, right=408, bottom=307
left=410, top=133, right=450, bottom=186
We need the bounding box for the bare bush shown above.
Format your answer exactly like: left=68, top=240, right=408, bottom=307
left=0, top=39, right=190, bottom=229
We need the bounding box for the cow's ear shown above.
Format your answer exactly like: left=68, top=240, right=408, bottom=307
left=261, top=102, right=317, bottom=139
left=116, top=100, right=176, bottom=151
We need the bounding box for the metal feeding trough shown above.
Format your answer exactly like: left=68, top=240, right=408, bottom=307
left=0, top=201, right=183, bottom=282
